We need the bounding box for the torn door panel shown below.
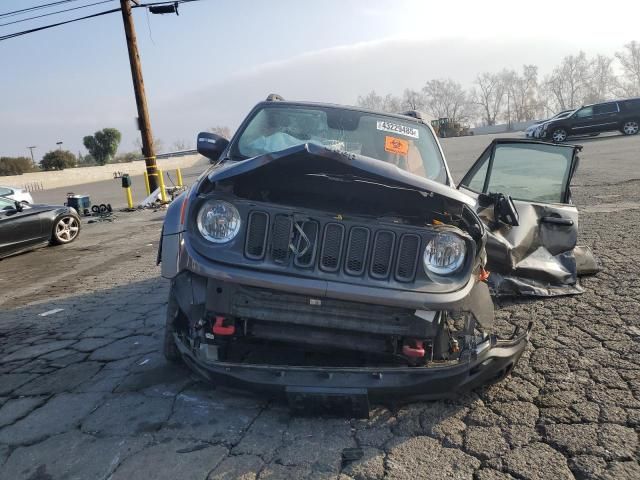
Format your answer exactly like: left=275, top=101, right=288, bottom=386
left=458, top=138, right=598, bottom=297
left=479, top=201, right=582, bottom=296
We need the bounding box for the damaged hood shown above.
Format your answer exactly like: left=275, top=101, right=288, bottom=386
left=206, top=143, right=475, bottom=212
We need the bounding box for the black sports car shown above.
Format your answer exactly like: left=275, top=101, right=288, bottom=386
left=0, top=196, right=81, bottom=259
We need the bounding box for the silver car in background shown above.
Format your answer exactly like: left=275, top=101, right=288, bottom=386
left=525, top=109, right=575, bottom=138
left=0, top=186, right=34, bottom=204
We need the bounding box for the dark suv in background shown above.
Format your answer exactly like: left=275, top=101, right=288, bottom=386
left=542, top=98, right=640, bottom=142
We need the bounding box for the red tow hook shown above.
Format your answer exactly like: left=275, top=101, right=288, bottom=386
left=402, top=339, right=425, bottom=358
left=212, top=316, right=235, bottom=336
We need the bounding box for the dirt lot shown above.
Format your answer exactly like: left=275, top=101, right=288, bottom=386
left=0, top=132, right=639, bottom=479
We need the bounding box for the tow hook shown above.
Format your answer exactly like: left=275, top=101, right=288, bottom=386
left=212, top=316, right=235, bottom=336
left=478, top=267, right=490, bottom=282
left=402, top=339, right=425, bottom=358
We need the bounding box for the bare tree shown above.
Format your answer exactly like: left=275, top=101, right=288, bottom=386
left=134, top=137, right=164, bottom=154
left=381, top=93, right=402, bottom=113
left=584, top=54, right=618, bottom=103
left=171, top=139, right=192, bottom=151
left=421, top=79, right=470, bottom=123
left=503, top=65, right=540, bottom=123
left=209, top=126, right=232, bottom=139
left=401, top=89, right=426, bottom=111
left=356, top=91, right=384, bottom=110
left=356, top=90, right=402, bottom=112
left=615, top=40, right=640, bottom=96
left=471, top=72, right=507, bottom=126
left=545, top=52, right=591, bottom=111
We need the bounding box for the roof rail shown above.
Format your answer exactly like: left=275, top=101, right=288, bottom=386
left=398, top=110, right=424, bottom=121
left=265, top=93, right=285, bottom=102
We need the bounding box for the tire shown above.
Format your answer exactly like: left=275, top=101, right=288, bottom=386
left=51, top=214, right=81, bottom=245
left=551, top=128, right=568, bottom=143
left=621, top=120, right=639, bottom=136
left=163, top=290, right=182, bottom=363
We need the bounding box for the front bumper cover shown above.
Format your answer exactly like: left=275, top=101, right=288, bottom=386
left=174, top=325, right=530, bottom=412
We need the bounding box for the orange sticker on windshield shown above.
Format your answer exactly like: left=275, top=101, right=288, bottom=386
left=385, top=136, right=409, bottom=155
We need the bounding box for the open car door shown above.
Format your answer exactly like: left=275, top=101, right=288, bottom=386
left=458, top=139, right=594, bottom=296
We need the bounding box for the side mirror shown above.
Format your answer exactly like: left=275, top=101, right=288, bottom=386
left=14, top=201, right=24, bottom=212
left=197, top=132, right=230, bottom=162
left=493, top=194, right=519, bottom=227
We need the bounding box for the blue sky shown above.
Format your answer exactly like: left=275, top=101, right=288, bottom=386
left=1, top=0, right=639, bottom=158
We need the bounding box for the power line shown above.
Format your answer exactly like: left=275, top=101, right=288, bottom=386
left=0, top=0, right=83, bottom=19
left=0, top=1, right=115, bottom=28
left=0, top=0, right=205, bottom=42
left=0, top=7, right=121, bottom=41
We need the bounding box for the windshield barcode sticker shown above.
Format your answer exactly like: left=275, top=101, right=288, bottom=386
left=376, top=121, right=419, bottom=138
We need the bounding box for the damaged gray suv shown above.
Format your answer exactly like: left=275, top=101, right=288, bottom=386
left=159, top=97, right=590, bottom=415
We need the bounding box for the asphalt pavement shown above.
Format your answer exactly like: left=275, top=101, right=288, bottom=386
left=0, top=131, right=639, bottom=479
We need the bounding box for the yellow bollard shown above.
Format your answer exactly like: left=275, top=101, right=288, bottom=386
left=175, top=168, right=183, bottom=187
left=126, top=187, right=134, bottom=209
left=157, top=168, right=168, bottom=203
left=122, top=174, right=134, bottom=209
left=143, top=171, right=151, bottom=195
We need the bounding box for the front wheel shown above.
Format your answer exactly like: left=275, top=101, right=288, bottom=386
left=51, top=214, right=80, bottom=245
left=621, top=120, right=639, bottom=135
left=551, top=128, right=568, bottom=143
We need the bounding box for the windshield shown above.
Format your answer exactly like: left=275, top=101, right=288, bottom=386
left=233, top=105, right=448, bottom=184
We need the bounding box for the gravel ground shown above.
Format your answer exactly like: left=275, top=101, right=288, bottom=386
left=0, top=132, right=638, bottom=479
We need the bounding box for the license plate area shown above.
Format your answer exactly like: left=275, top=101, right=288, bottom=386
left=286, top=386, right=370, bottom=418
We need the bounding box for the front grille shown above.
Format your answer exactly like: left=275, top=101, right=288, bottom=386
left=270, top=215, right=293, bottom=264
left=244, top=209, right=425, bottom=284
left=370, top=231, right=395, bottom=279
left=245, top=211, right=269, bottom=259
left=345, top=227, right=370, bottom=275
left=395, top=234, right=421, bottom=282
left=320, top=223, right=345, bottom=272
left=293, top=220, right=319, bottom=268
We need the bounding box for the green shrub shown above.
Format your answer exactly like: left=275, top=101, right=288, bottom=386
left=41, top=150, right=77, bottom=171
left=0, top=157, right=34, bottom=176
left=83, top=128, right=122, bottom=165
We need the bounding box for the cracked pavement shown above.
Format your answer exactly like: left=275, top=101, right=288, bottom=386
left=0, top=132, right=639, bottom=479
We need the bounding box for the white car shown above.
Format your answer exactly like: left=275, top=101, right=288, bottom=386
left=0, top=186, right=34, bottom=204
left=524, top=122, right=541, bottom=138
left=525, top=110, right=575, bottom=138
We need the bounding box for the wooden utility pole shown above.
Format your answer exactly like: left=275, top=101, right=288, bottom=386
left=119, top=0, right=159, bottom=192
left=27, top=146, right=37, bottom=167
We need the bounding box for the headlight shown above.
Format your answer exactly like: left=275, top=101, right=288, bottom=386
left=423, top=232, right=466, bottom=275
left=197, top=200, right=241, bottom=243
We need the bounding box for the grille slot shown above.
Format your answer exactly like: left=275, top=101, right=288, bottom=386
left=244, top=211, right=269, bottom=259
left=319, top=223, right=345, bottom=272
left=395, top=234, right=421, bottom=282
left=245, top=208, right=422, bottom=284
left=370, top=230, right=395, bottom=279
left=270, top=215, right=293, bottom=264
left=293, top=220, right=319, bottom=268
left=344, top=227, right=370, bottom=275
